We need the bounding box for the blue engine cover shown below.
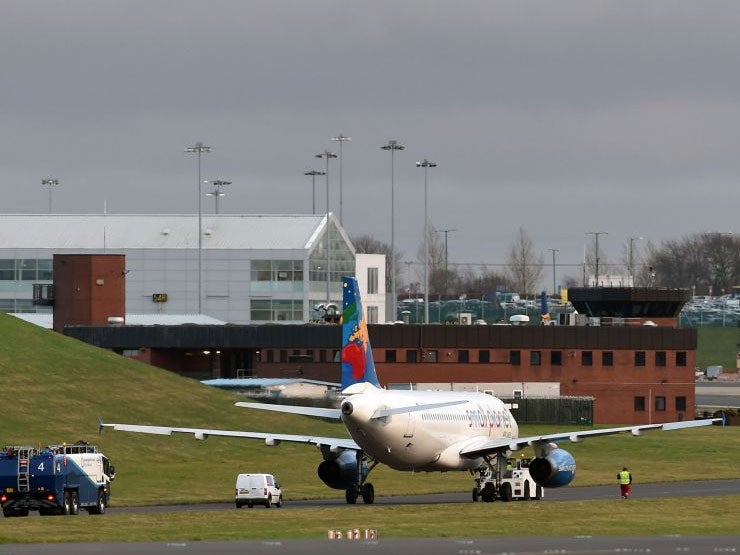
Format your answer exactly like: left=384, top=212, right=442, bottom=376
left=317, top=450, right=367, bottom=490
left=528, top=448, right=576, bottom=488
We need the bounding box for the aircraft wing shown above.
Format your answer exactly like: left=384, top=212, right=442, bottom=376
left=99, top=420, right=360, bottom=451
left=234, top=402, right=342, bottom=419
left=459, top=418, right=721, bottom=458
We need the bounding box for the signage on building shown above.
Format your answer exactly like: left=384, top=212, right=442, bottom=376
left=152, top=293, right=168, bottom=303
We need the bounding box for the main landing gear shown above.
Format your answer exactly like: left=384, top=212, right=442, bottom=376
left=346, top=450, right=378, bottom=504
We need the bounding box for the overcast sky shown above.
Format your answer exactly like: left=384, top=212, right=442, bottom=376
left=2, top=1, right=739, bottom=289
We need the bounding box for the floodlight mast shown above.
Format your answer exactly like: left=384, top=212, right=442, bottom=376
left=185, top=142, right=211, bottom=314
left=381, top=140, right=405, bottom=321
left=416, top=159, right=437, bottom=324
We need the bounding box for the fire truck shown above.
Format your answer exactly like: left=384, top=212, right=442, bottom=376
left=0, top=442, right=115, bottom=517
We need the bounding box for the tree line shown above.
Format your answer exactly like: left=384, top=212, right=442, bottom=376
left=352, top=229, right=740, bottom=299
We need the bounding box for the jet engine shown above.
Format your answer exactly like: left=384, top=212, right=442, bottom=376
left=317, top=450, right=368, bottom=490
left=528, top=447, right=576, bottom=488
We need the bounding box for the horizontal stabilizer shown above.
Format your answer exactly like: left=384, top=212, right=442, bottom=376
left=371, top=400, right=468, bottom=419
left=234, top=402, right=342, bottom=420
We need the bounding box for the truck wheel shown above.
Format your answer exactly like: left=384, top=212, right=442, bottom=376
left=523, top=483, right=531, bottom=501
left=265, top=495, right=272, bottom=508
left=501, top=483, right=513, bottom=502
left=534, top=485, right=542, bottom=500
left=62, top=492, right=72, bottom=515
left=91, top=491, right=107, bottom=514
left=71, top=491, right=80, bottom=515
left=247, top=503, right=253, bottom=508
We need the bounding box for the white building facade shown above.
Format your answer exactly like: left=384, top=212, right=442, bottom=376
left=0, top=214, right=385, bottom=324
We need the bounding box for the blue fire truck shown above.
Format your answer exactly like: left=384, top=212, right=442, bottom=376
left=0, top=442, right=115, bottom=517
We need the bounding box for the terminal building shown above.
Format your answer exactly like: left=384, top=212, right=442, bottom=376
left=0, top=213, right=385, bottom=324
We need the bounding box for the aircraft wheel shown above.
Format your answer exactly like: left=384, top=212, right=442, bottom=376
left=501, top=483, right=513, bottom=502
left=481, top=483, right=496, bottom=503
left=345, top=486, right=358, bottom=504
left=361, top=483, right=375, bottom=504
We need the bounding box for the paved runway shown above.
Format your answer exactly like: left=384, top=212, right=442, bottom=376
left=1, top=535, right=738, bottom=555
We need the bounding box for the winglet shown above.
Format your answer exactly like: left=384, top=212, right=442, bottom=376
left=341, top=276, right=381, bottom=389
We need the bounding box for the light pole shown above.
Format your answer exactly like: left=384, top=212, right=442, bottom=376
left=315, top=150, right=337, bottom=302
left=586, top=231, right=607, bottom=286
left=185, top=142, right=211, bottom=314
left=381, top=139, right=405, bottom=321
left=434, top=228, right=457, bottom=295
left=304, top=170, right=325, bottom=214
left=331, top=133, right=350, bottom=225
left=416, top=159, right=437, bottom=324
left=548, top=248, right=559, bottom=295
left=628, top=236, right=643, bottom=286
left=41, top=178, right=59, bottom=213
left=205, top=180, right=231, bottom=214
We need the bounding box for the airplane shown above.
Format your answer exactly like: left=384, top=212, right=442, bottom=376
left=100, top=276, right=721, bottom=505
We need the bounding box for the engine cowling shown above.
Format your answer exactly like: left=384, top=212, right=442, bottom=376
left=528, top=448, right=576, bottom=488
left=317, top=450, right=368, bottom=490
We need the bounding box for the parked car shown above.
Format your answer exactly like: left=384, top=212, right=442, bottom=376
left=235, top=473, right=283, bottom=508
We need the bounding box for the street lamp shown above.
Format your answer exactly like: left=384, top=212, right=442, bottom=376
left=381, top=139, right=405, bottom=321
left=315, top=150, right=337, bottom=302
left=304, top=170, right=325, bottom=214
left=586, top=231, right=607, bottom=286
left=416, top=158, right=437, bottom=324
left=548, top=248, right=559, bottom=295
left=628, top=236, right=643, bottom=286
left=185, top=142, right=211, bottom=314
left=331, top=133, right=351, bottom=225
left=41, top=178, right=59, bottom=213
left=434, top=228, right=457, bottom=295
left=205, top=180, right=231, bottom=214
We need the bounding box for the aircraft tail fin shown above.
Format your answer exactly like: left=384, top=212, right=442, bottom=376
left=341, top=276, right=381, bottom=390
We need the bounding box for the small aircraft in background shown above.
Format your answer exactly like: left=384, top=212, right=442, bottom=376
left=101, top=277, right=720, bottom=504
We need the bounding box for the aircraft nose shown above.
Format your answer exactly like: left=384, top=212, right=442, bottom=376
left=341, top=401, right=354, bottom=416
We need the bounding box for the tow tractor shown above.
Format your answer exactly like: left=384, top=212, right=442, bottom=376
left=472, top=453, right=543, bottom=502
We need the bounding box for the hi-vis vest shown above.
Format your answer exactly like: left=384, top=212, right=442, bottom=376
left=619, top=470, right=631, bottom=485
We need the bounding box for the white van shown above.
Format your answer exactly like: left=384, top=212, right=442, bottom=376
left=235, top=473, right=283, bottom=508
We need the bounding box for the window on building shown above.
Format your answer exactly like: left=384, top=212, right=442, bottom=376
left=581, top=351, right=593, bottom=366
left=279, top=350, right=288, bottom=363
left=251, top=259, right=303, bottom=282
left=425, top=350, right=438, bottom=363
left=602, top=351, right=614, bottom=366
left=656, top=351, right=667, bottom=367
left=676, top=396, right=687, bottom=412
left=655, top=396, right=666, bottom=411
left=367, top=305, right=379, bottom=324
left=635, top=351, right=646, bottom=366
left=551, top=351, right=562, bottom=366
left=530, top=351, right=541, bottom=366
left=367, top=267, right=378, bottom=294
left=510, top=350, right=521, bottom=365
left=266, top=350, right=275, bottom=363
left=250, top=299, right=303, bottom=322
left=458, top=350, right=469, bottom=363
left=0, top=259, right=13, bottom=281
left=478, top=350, right=490, bottom=363
left=676, top=351, right=687, bottom=367
left=634, top=396, right=645, bottom=411
left=385, top=350, right=397, bottom=363
left=405, top=349, right=418, bottom=363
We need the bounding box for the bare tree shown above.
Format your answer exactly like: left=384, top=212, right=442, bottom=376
left=506, top=227, right=544, bottom=295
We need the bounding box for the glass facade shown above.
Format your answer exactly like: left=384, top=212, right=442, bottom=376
left=250, top=259, right=304, bottom=293
left=0, top=259, right=53, bottom=313
left=250, top=299, right=304, bottom=322
left=308, top=221, right=355, bottom=298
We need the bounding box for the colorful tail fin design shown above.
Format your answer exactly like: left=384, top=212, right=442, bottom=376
left=341, top=276, right=381, bottom=389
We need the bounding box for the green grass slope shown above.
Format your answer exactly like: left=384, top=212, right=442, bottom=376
left=696, top=327, right=740, bottom=371
left=1, top=313, right=738, bottom=507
